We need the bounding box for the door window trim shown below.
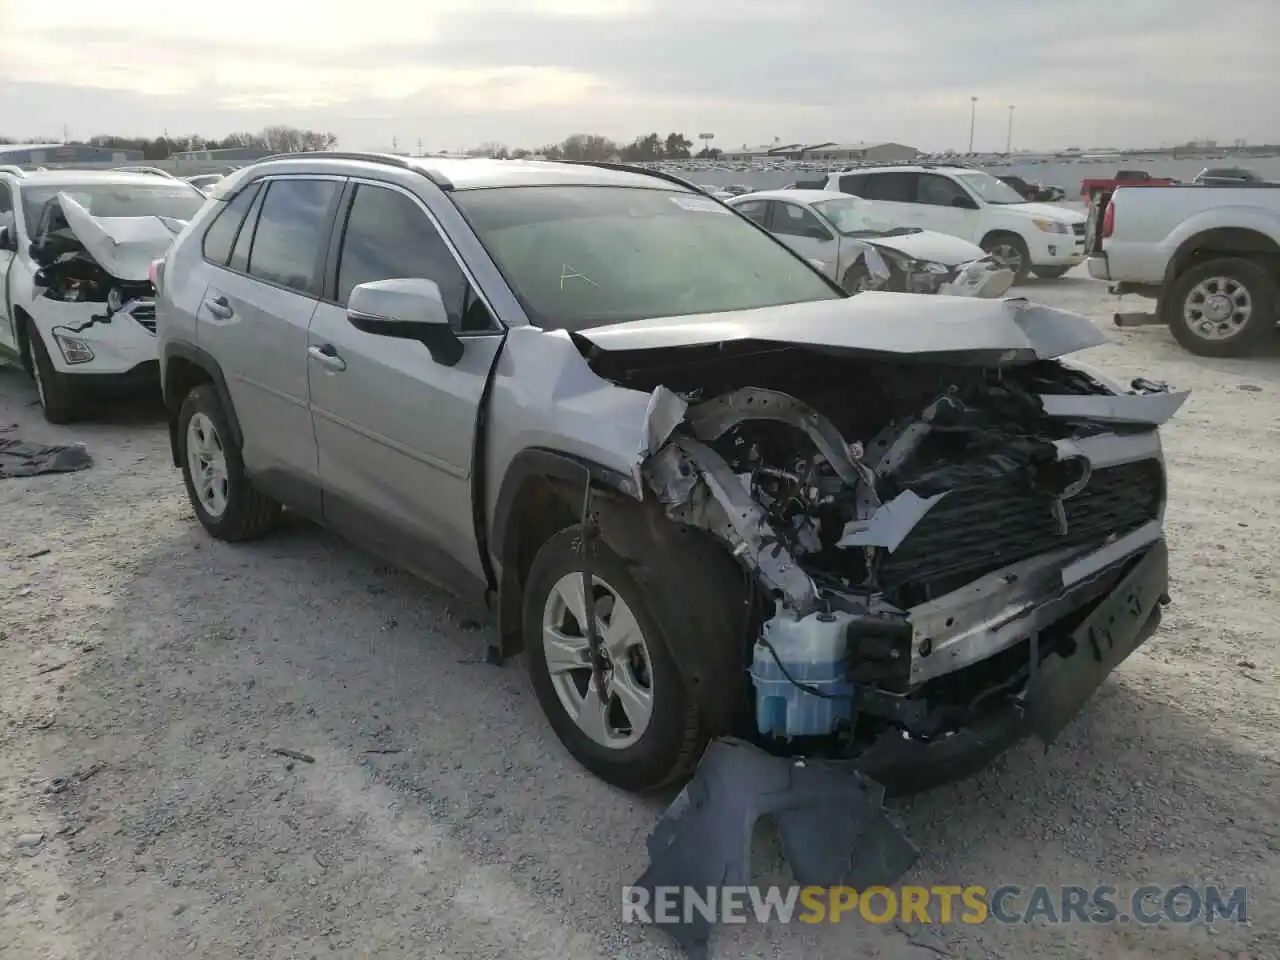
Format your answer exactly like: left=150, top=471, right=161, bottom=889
left=205, top=174, right=346, bottom=299
left=322, top=177, right=504, bottom=337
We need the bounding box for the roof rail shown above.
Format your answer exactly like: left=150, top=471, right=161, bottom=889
left=254, top=150, right=453, bottom=190
left=558, top=160, right=706, bottom=194
left=0, top=164, right=27, bottom=178
left=114, top=165, right=179, bottom=179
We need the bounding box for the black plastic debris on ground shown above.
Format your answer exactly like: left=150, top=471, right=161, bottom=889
left=634, top=737, right=919, bottom=957
left=0, top=425, right=93, bottom=479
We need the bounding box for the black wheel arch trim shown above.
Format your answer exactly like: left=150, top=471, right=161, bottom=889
left=162, top=341, right=244, bottom=467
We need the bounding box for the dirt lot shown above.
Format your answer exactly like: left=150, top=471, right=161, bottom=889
left=2, top=271, right=1278, bottom=960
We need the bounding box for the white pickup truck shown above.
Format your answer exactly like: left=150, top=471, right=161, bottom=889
left=794, top=165, right=1087, bottom=283
left=1087, top=183, right=1280, bottom=356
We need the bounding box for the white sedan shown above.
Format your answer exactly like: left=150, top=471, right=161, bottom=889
left=727, top=190, right=1014, bottom=298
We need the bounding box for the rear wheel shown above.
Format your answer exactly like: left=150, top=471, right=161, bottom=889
left=1032, top=265, right=1071, bottom=280
left=1164, top=257, right=1277, bottom=357
left=982, top=233, right=1032, bottom=284
left=27, top=323, right=79, bottom=424
left=177, top=385, right=281, bottom=540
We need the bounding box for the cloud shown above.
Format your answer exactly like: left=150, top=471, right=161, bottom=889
left=1, top=0, right=1277, bottom=150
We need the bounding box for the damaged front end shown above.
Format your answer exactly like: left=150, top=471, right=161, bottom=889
left=576, top=295, right=1184, bottom=788
left=28, top=192, right=186, bottom=350
left=564, top=294, right=1184, bottom=954
left=853, top=245, right=1014, bottom=299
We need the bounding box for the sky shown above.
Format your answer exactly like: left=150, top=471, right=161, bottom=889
left=1, top=0, right=1278, bottom=153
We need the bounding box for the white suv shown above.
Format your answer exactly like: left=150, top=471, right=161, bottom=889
left=824, top=166, right=1087, bottom=283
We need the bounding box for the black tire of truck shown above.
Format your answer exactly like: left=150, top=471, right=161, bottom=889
left=1032, top=265, right=1071, bottom=280
left=27, top=322, right=80, bottom=424
left=1164, top=257, right=1278, bottom=358
left=177, top=384, right=282, bottom=541
left=522, top=526, right=707, bottom=793
left=981, top=233, right=1032, bottom=284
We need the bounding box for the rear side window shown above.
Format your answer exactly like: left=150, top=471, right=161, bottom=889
left=734, top=199, right=770, bottom=226
left=859, top=173, right=916, bottom=203
left=229, top=186, right=266, bottom=274
left=201, top=182, right=261, bottom=265
left=837, top=174, right=867, bottom=195
left=245, top=179, right=340, bottom=296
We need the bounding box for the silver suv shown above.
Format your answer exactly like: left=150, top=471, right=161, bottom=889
left=156, top=152, right=1182, bottom=795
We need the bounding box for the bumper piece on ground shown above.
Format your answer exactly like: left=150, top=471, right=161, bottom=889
left=0, top=424, right=94, bottom=479
left=634, top=738, right=918, bottom=956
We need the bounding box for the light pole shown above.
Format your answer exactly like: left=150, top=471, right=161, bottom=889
left=968, top=96, right=978, bottom=154
left=1006, top=105, right=1015, bottom=155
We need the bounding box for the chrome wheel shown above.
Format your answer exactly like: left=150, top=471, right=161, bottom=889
left=541, top=572, right=654, bottom=750
left=1183, top=275, right=1253, bottom=341
left=186, top=412, right=229, bottom=518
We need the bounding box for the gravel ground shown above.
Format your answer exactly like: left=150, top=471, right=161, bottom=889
left=2, top=269, right=1278, bottom=960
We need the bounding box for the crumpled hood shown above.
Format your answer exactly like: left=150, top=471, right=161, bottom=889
left=573, top=293, right=1107, bottom=364
left=866, top=230, right=986, bottom=266
left=56, top=191, right=187, bottom=282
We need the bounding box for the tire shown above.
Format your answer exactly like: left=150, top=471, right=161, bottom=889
left=177, top=384, right=281, bottom=541
left=1032, top=265, right=1071, bottom=280
left=1164, top=257, right=1278, bottom=358
left=523, top=526, right=706, bottom=792
left=982, top=233, right=1032, bottom=284
left=27, top=323, right=79, bottom=424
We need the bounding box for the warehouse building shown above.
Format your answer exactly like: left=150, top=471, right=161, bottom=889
left=0, top=142, right=145, bottom=165
left=169, top=146, right=274, bottom=164
left=802, top=142, right=919, bottom=163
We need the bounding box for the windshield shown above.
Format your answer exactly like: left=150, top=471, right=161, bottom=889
left=20, top=181, right=205, bottom=236
left=952, top=171, right=1027, bottom=205
left=452, top=185, right=839, bottom=330
left=812, top=197, right=903, bottom=237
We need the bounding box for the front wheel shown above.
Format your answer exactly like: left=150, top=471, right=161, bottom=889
left=982, top=234, right=1032, bottom=284
left=1164, top=257, right=1277, bottom=358
left=1032, top=265, right=1071, bottom=280
left=177, top=384, right=281, bottom=540
left=523, top=527, right=706, bottom=792
left=27, top=324, right=80, bottom=424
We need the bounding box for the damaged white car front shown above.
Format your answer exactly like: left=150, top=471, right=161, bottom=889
left=3, top=175, right=204, bottom=421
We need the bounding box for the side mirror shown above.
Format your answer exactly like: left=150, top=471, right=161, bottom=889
left=803, top=226, right=832, bottom=242
left=347, top=278, right=463, bottom=366
left=0, top=226, right=13, bottom=252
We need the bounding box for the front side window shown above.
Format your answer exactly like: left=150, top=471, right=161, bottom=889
left=952, top=171, right=1026, bottom=205
left=334, top=184, right=483, bottom=330
left=772, top=202, right=829, bottom=239
left=245, top=179, right=339, bottom=296
left=916, top=174, right=970, bottom=206
left=19, top=181, right=205, bottom=237
left=453, top=186, right=838, bottom=331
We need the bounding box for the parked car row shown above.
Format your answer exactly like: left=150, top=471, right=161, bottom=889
left=2, top=154, right=1182, bottom=804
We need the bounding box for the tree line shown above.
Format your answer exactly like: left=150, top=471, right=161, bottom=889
left=468, top=132, right=722, bottom=162
left=0, top=126, right=337, bottom=160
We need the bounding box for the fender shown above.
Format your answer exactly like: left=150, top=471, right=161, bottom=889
left=161, top=341, right=244, bottom=467
left=489, top=447, right=640, bottom=564
left=1160, top=209, right=1280, bottom=287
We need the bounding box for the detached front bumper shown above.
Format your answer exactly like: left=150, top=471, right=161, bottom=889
left=857, top=538, right=1168, bottom=796
left=939, top=260, right=1015, bottom=298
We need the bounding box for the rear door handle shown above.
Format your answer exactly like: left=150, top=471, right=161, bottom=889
left=307, top=343, right=347, bottom=372
left=203, top=295, right=233, bottom=320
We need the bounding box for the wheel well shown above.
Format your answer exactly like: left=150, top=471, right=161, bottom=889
left=1170, top=228, right=1280, bottom=281
left=163, top=355, right=214, bottom=412
left=496, top=474, right=581, bottom=657
left=980, top=229, right=1026, bottom=250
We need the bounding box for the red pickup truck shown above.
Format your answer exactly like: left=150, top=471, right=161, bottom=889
left=1079, top=169, right=1178, bottom=201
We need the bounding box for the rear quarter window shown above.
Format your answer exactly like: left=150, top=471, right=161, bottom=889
left=201, top=182, right=262, bottom=265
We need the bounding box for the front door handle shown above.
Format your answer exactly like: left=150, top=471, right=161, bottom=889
left=307, top=343, right=347, bottom=372
left=203, top=295, right=233, bottom=320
